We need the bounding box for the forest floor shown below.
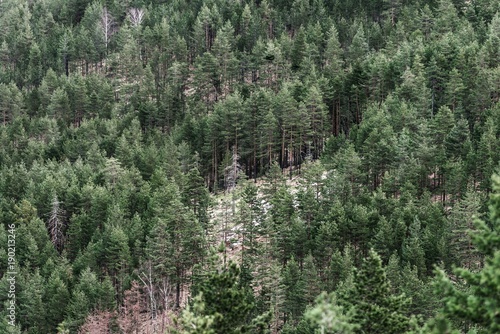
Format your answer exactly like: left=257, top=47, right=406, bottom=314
left=208, top=167, right=304, bottom=266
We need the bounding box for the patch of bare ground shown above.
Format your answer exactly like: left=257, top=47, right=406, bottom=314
left=206, top=163, right=315, bottom=267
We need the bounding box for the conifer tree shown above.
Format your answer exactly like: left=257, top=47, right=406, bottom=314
left=448, top=185, right=483, bottom=269
left=183, top=162, right=211, bottom=227
left=0, top=83, right=23, bottom=125
left=348, top=24, right=369, bottom=65
left=64, top=289, right=91, bottom=331
left=282, top=257, right=306, bottom=324
left=343, top=249, right=413, bottom=334
left=175, top=293, right=217, bottom=334
left=147, top=180, right=205, bottom=308
left=18, top=269, right=45, bottom=333
left=402, top=217, right=427, bottom=276
left=303, top=292, right=359, bottom=334
left=44, top=272, right=70, bottom=332
left=436, top=173, right=500, bottom=332
left=190, top=262, right=257, bottom=334
left=301, top=252, right=321, bottom=305
left=47, top=87, right=71, bottom=124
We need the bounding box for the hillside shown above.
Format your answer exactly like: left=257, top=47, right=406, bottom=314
left=1, top=0, right=500, bottom=333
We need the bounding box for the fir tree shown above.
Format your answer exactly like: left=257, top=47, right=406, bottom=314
left=436, top=173, right=500, bottom=332
left=343, top=249, right=414, bottom=334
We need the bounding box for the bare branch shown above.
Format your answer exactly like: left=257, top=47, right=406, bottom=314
left=100, top=7, right=116, bottom=52
left=78, top=310, right=116, bottom=334
left=138, top=262, right=158, bottom=322
left=127, top=8, right=145, bottom=28
left=47, top=195, right=66, bottom=253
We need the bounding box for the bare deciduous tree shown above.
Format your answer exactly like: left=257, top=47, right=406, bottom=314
left=138, top=262, right=158, bottom=323
left=158, top=276, right=173, bottom=333
left=225, top=145, right=240, bottom=192
left=118, top=281, right=143, bottom=334
left=100, top=7, right=116, bottom=53
left=79, top=310, right=116, bottom=334
left=137, top=260, right=174, bottom=333
left=47, top=195, right=66, bottom=253
left=127, top=8, right=145, bottom=28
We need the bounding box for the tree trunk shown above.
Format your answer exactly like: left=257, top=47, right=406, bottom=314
left=175, top=281, right=180, bottom=309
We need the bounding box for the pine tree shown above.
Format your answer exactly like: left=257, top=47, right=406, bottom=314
left=175, top=293, right=217, bottom=334
left=263, top=161, right=286, bottom=199
left=147, top=180, right=205, bottom=308
left=325, top=245, right=355, bottom=293
left=314, top=219, right=340, bottom=271
left=436, top=173, right=500, bottom=332
left=444, top=68, right=465, bottom=113
left=305, top=84, right=328, bottom=159
left=212, top=21, right=238, bottom=96
left=268, top=185, right=299, bottom=264
left=348, top=24, right=368, bottom=65
left=282, top=257, right=306, bottom=324
left=243, top=87, right=273, bottom=180
left=448, top=185, right=483, bottom=269
left=402, top=217, right=427, bottom=276
left=343, top=249, right=413, bottom=334
left=183, top=161, right=211, bottom=227
left=476, top=117, right=499, bottom=192
left=304, top=292, right=359, bottom=334
left=18, top=269, right=45, bottom=333
left=192, top=4, right=217, bottom=55
left=44, top=272, right=70, bottom=332
left=67, top=73, right=88, bottom=126
left=191, top=262, right=256, bottom=334
left=102, top=224, right=131, bottom=294
left=483, top=12, right=500, bottom=68
left=289, top=27, right=306, bottom=71
left=27, top=42, right=43, bottom=87
left=47, top=87, right=71, bottom=124
left=0, top=83, right=23, bottom=125
left=396, top=56, right=431, bottom=118
left=238, top=181, right=265, bottom=270
left=13, top=200, right=56, bottom=269
left=301, top=252, right=321, bottom=305
left=65, top=289, right=91, bottom=332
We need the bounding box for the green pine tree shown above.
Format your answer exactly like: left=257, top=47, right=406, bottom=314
left=436, top=173, right=500, bottom=332
left=343, top=249, right=414, bottom=334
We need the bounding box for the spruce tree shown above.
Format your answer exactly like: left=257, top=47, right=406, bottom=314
left=190, top=262, right=257, bottom=334
left=343, top=249, right=413, bottom=334
left=436, top=173, right=500, bottom=332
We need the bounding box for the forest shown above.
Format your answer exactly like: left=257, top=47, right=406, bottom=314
left=0, top=0, right=500, bottom=332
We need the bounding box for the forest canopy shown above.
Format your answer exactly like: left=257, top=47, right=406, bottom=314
left=0, top=0, right=500, bottom=333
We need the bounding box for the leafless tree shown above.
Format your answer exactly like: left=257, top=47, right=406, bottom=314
left=100, top=7, right=116, bottom=53
left=138, top=262, right=158, bottom=323
left=224, top=145, right=240, bottom=192
left=128, top=8, right=145, bottom=28
left=158, top=276, right=173, bottom=333
left=47, top=195, right=66, bottom=253
left=79, top=310, right=116, bottom=334
left=118, top=281, right=143, bottom=334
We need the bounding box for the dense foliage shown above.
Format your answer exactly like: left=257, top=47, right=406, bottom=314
left=0, top=0, right=499, bottom=333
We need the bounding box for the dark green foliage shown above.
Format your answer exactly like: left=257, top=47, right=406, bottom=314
left=189, top=262, right=257, bottom=334
left=0, top=0, right=498, bottom=332
left=435, top=174, right=500, bottom=333
left=282, top=257, right=306, bottom=323
left=294, top=292, right=359, bottom=334
left=344, top=249, right=414, bottom=334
